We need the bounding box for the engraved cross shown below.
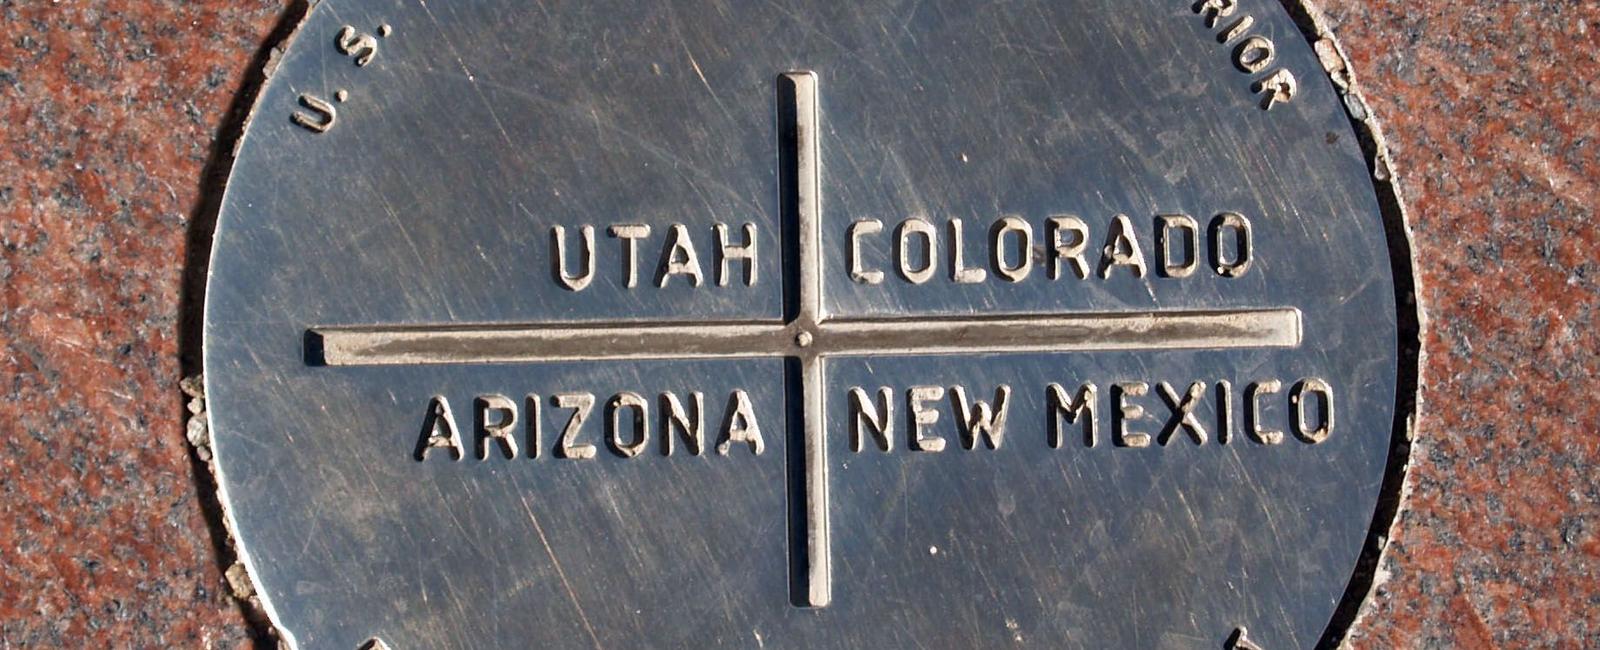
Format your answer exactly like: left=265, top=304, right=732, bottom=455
left=309, top=72, right=1301, bottom=609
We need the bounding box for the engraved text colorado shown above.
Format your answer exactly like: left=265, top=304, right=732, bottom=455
left=306, top=74, right=1331, bottom=610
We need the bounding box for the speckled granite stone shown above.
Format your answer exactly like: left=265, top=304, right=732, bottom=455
left=0, top=1, right=285, bottom=646
left=0, top=0, right=1593, bottom=646
left=1317, top=1, right=1600, bottom=647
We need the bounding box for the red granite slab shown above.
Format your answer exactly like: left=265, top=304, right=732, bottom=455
left=0, top=0, right=1593, bottom=646
left=0, top=1, right=286, bottom=646
left=1319, top=1, right=1600, bottom=647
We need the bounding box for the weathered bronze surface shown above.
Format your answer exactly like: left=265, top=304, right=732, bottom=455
left=204, top=1, right=1406, bottom=647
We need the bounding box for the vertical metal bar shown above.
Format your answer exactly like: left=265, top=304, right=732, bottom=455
left=781, top=70, right=831, bottom=608
left=789, top=71, right=822, bottom=326
left=801, top=354, right=829, bottom=607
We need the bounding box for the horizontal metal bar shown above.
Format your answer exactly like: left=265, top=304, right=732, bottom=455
left=309, top=308, right=1300, bottom=367
left=821, top=308, right=1302, bottom=356
left=311, top=321, right=793, bottom=366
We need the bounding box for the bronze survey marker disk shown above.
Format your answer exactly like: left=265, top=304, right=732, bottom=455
left=203, top=1, right=1407, bottom=647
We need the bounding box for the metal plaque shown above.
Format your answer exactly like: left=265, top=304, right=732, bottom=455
left=204, top=1, right=1404, bottom=647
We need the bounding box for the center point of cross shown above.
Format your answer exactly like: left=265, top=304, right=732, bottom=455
left=795, top=330, right=815, bottom=349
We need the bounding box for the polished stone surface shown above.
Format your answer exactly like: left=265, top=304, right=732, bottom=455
left=1320, top=1, right=1600, bottom=647
left=0, top=1, right=285, bottom=646
left=0, top=0, right=1593, bottom=646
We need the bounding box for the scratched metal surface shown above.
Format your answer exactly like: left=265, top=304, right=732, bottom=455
left=203, top=0, right=1400, bottom=647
